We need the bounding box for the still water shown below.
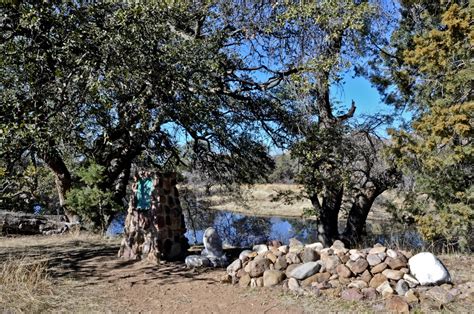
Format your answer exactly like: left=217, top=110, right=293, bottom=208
left=106, top=209, right=423, bottom=248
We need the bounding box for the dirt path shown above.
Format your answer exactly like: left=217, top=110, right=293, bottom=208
left=0, top=235, right=312, bottom=313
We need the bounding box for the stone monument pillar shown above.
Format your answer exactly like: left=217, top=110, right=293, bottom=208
left=118, top=171, right=189, bottom=262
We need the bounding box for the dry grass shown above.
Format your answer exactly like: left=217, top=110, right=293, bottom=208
left=0, top=257, right=54, bottom=313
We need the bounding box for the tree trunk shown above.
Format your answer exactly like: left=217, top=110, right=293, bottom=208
left=40, top=148, right=76, bottom=222
left=314, top=186, right=344, bottom=246
left=342, top=188, right=383, bottom=246
left=0, top=210, right=71, bottom=235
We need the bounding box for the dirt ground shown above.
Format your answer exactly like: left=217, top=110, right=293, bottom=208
left=0, top=234, right=472, bottom=313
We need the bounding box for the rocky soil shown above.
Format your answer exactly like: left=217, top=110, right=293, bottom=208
left=224, top=239, right=473, bottom=312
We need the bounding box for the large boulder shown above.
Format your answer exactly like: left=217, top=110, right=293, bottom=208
left=408, top=252, right=451, bottom=285
left=185, top=255, right=210, bottom=268
left=203, top=227, right=224, bottom=257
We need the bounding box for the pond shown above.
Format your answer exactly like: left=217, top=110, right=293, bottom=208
left=106, top=209, right=424, bottom=249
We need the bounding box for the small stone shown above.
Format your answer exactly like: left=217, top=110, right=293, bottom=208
left=399, top=250, right=413, bottom=259
left=301, top=272, right=329, bottom=287
left=266, top=252, right=277, bottom=263
left=252, top=244, right=269, bottom=254
left=395, top=279, right=409, bottom=296
left=367, top=254, right=382, bottom=266
left=220, top=273, right=232, bottom=284
left=360, top=270, right=373, bottom=283
left=426, top=286, right=455, bottom=304
left=306, top=242, right=324, bottom=252
left=348, top=258, right=369, bottom=274
left=248, top=252, right=258, bottom=258
left=301, top=247, right=319, bottom=263
left=329, top=279, right=342, bottom=288
left=386, top=249, right=398, bottom=259
left=331, top=239, right=345, bottom=250
left=362, top=287, right=378, bottom=300
left=321, top=254, right=341, bottom=273
left=239, top=273, right=251, bottom=287
left=248, top=258, right=271, bottom=277
left=370, top=273, right=387, bottom=289
left=226, top=259, right=242, bottom=277
left=405, top=289, right=419, bottom=303
left=263, top=270, right=285, bottom=287
left=274, top=256, right=288, bottom=271
left=377, top=281, right=394, bottom=298
left=288, top=277, right=300, bottom=291
left=400, top=267, right=409, bottom=274
left=289, top=238, right=304, bottom=253
left=286, top=252, right=302, bottom=264
left=289, top=261, right=322, bottom=280
left=371, top=262, right=387, bottom=274
left=329, top=274, right=339, bottom=280
left=256, top=277, right=264, bottom=287
left=382, top=269, right=404, bottom=281
left=348, top=280, right=368, bottom=289
left=385, top=296, right=409, bottom=313
left=336, top=264, right=352, bottom=278
left=239, top=250, right=253, bottom=261
left=341, top=288, right=364, bottom=301
left=386, top=257, right=406, bottom=270
left=250, top=278, right=257, bottom=288
left=278, top=245, right=289, bottom=254
left=369, top=246, right=386, bottom=255
left=408, top=252, right=451, bottom=285
left=338, top=252, right=350, bottom=264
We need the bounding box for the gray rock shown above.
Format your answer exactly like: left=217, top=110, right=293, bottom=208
left=263, top=270, right=285, bottom=287
left=248, top=258, right=271, bottom=277
left=289, top=261, right=322, bottom=280
left=301, top=247, right=319, bottom=263
left=203, top=227, right=224, bottom=258
left=306, top=242, right=324, bottom=252
left=369, top=245, right=386, bottom=255
left=274, top=255, right=288, bottom=271
left=386, top=249, right=398, bottom=259
left=395, top=279, right=409, bottom=296
left=321, top=254, right=340, bottom=272
left=408, top=252, right=451, bottom=285
left=185, top=255, right=210, bottom=268
left=403, top=274, right=420, bottom=287
left=278, top=245, right=289, bottom=254
left=286, top=252, right=302, bottom=264
left=226, top=259, right=242, bottom=277
left=366, top=254, right=382, bottom=266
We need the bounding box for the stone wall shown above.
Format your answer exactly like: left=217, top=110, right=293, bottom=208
left=118, top=171, right=188, bottom=262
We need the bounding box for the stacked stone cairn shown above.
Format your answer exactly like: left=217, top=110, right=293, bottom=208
left=225, top=239, right=472, bottom=310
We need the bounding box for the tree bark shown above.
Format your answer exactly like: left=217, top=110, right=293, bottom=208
left=342, top=187, right=383, bottom=246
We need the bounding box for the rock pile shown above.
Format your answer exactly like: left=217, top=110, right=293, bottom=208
left=224, top=239, right=472, bottom=309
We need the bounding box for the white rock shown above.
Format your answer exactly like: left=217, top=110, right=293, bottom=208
left=278, top=245, right=289, bottom=254
left=252, top=244, right=269, bottom=254
left=226, top=259, right=242, bottom=276
left=403, top=274, right=420, bottom=287
left=408, top=252, right=451, bottom=285
left=386, top=249, right=398, bottom=259
left=185, top=255, right=210, bottom=268
left=306, top=242, right=324, bottom=252
left=350, top=253, right=363, bottom=261
left=203, top=227, right=224, bottom=257
left=239, top=250, right=253, bottom=261
left=288, top=277, right=300, bottom=291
